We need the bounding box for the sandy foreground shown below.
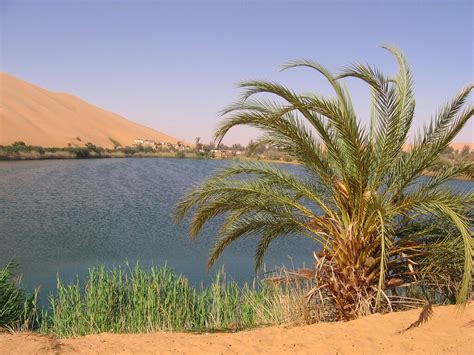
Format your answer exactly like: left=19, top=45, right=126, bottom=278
left=1, top=304, right=473, bottom=354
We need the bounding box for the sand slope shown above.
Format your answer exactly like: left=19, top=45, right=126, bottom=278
left=1, top=304, right=472, bottom=354
left=402, top=143, right=474, bottom=152
left=0, top=72, right=178, bottom=148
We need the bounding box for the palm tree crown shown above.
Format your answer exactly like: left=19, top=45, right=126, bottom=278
left=175, top=46, right=473, bottom=319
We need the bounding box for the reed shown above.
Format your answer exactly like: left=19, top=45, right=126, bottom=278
left=39, top=264, right=309, bottom=337
left=0, top=262, right=39, bottom=332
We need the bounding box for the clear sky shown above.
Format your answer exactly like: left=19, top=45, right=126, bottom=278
left=2, top=0, right=473, bottom=144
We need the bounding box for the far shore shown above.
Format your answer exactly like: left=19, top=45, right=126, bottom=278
left=1, top=150, right=472, bottom=181
left=0, top=149, right=298, bottom=165
left=0, top=150, right=203, bottom=161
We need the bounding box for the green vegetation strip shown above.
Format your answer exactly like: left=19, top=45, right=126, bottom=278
left=1, top=263, right=309, bottom=338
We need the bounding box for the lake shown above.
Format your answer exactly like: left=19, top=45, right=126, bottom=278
left=1, top=158, right=472, bottom=299
left=0, top=158, right=318, bottom=297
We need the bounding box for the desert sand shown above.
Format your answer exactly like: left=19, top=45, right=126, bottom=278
left=0, top=72, right=179, bottom=148
left=1, top=304, right=472, bottom=354
left=402, top=142, right=474, bottom=152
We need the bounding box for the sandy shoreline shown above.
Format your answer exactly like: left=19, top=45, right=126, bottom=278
left=1, top=304, right=472, bottom=354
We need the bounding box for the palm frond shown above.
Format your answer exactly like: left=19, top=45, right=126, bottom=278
left=175, top=46, right=473, bottom=319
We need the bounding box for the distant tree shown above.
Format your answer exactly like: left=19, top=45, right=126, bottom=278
left=460, top=145, right=470, bottom=157
left=142, top=146, right=154, bottom=153
left=69, top=147, right=90, bottom=158
left=232, top=143, right=244, bottom=151
left=85, top=142, right=102, bottom=154
left=442, top=146, right=454, bottom=154
left=109, top=138, right=122, bottom=150
left=7, top=142, right=30, bottom=153
left=136, top=144, right=146, bottom=152
left=245, top=140, right=265, bottom=156
left=245, top=140, right=256, bottom=156
left=122, top=146, right=136, bottom=155
left=195, top=137, right=203, bottom=151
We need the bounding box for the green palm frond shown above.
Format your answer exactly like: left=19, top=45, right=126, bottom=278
left=175, top=45, right=473, bottom=318
left=398, top=86, right=473, bottom=189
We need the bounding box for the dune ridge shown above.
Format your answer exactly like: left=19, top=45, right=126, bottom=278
left=1, top=72, right=472, bottom=151
left=0, top=72, right=179, bottom=149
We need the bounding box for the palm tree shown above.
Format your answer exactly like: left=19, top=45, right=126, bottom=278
left=175, top=46, right=473, bottom=320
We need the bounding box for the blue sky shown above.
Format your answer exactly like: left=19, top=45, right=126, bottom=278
left=2, top=0, right=473, bottom=144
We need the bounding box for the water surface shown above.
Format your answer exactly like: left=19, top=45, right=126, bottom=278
left=0, top=158, right=316, bottom=297
left=1, top=158, right=472, bottom=298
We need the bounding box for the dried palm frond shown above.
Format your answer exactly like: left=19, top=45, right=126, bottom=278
left=399, top=303, right=434, bottom=333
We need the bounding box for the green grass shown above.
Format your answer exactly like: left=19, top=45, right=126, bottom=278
left=1, top=261, right=433, bottom=338
left=0, top=262, right=39, bottom=332
left=37, top=264, right=311, bottom=338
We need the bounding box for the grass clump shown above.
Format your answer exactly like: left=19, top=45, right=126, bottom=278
left=40, top=264, right=310, bottom=338
left=0, top=262, right=39, bottom=332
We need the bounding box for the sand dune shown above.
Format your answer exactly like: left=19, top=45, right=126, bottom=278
left=0, top=304, right=472, bottom=354
left=448, top=142, right=474, bottom=151
left=402, top=142, right=474, bottom=152
left=0, top=72, right=179, bottom=148
left=1, top=72, right=471, bottom=151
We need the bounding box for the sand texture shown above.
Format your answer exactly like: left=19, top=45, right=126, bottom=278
left=1, top=304, right=472, bottom=354
left=0, top=72, right=178, bottom=148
